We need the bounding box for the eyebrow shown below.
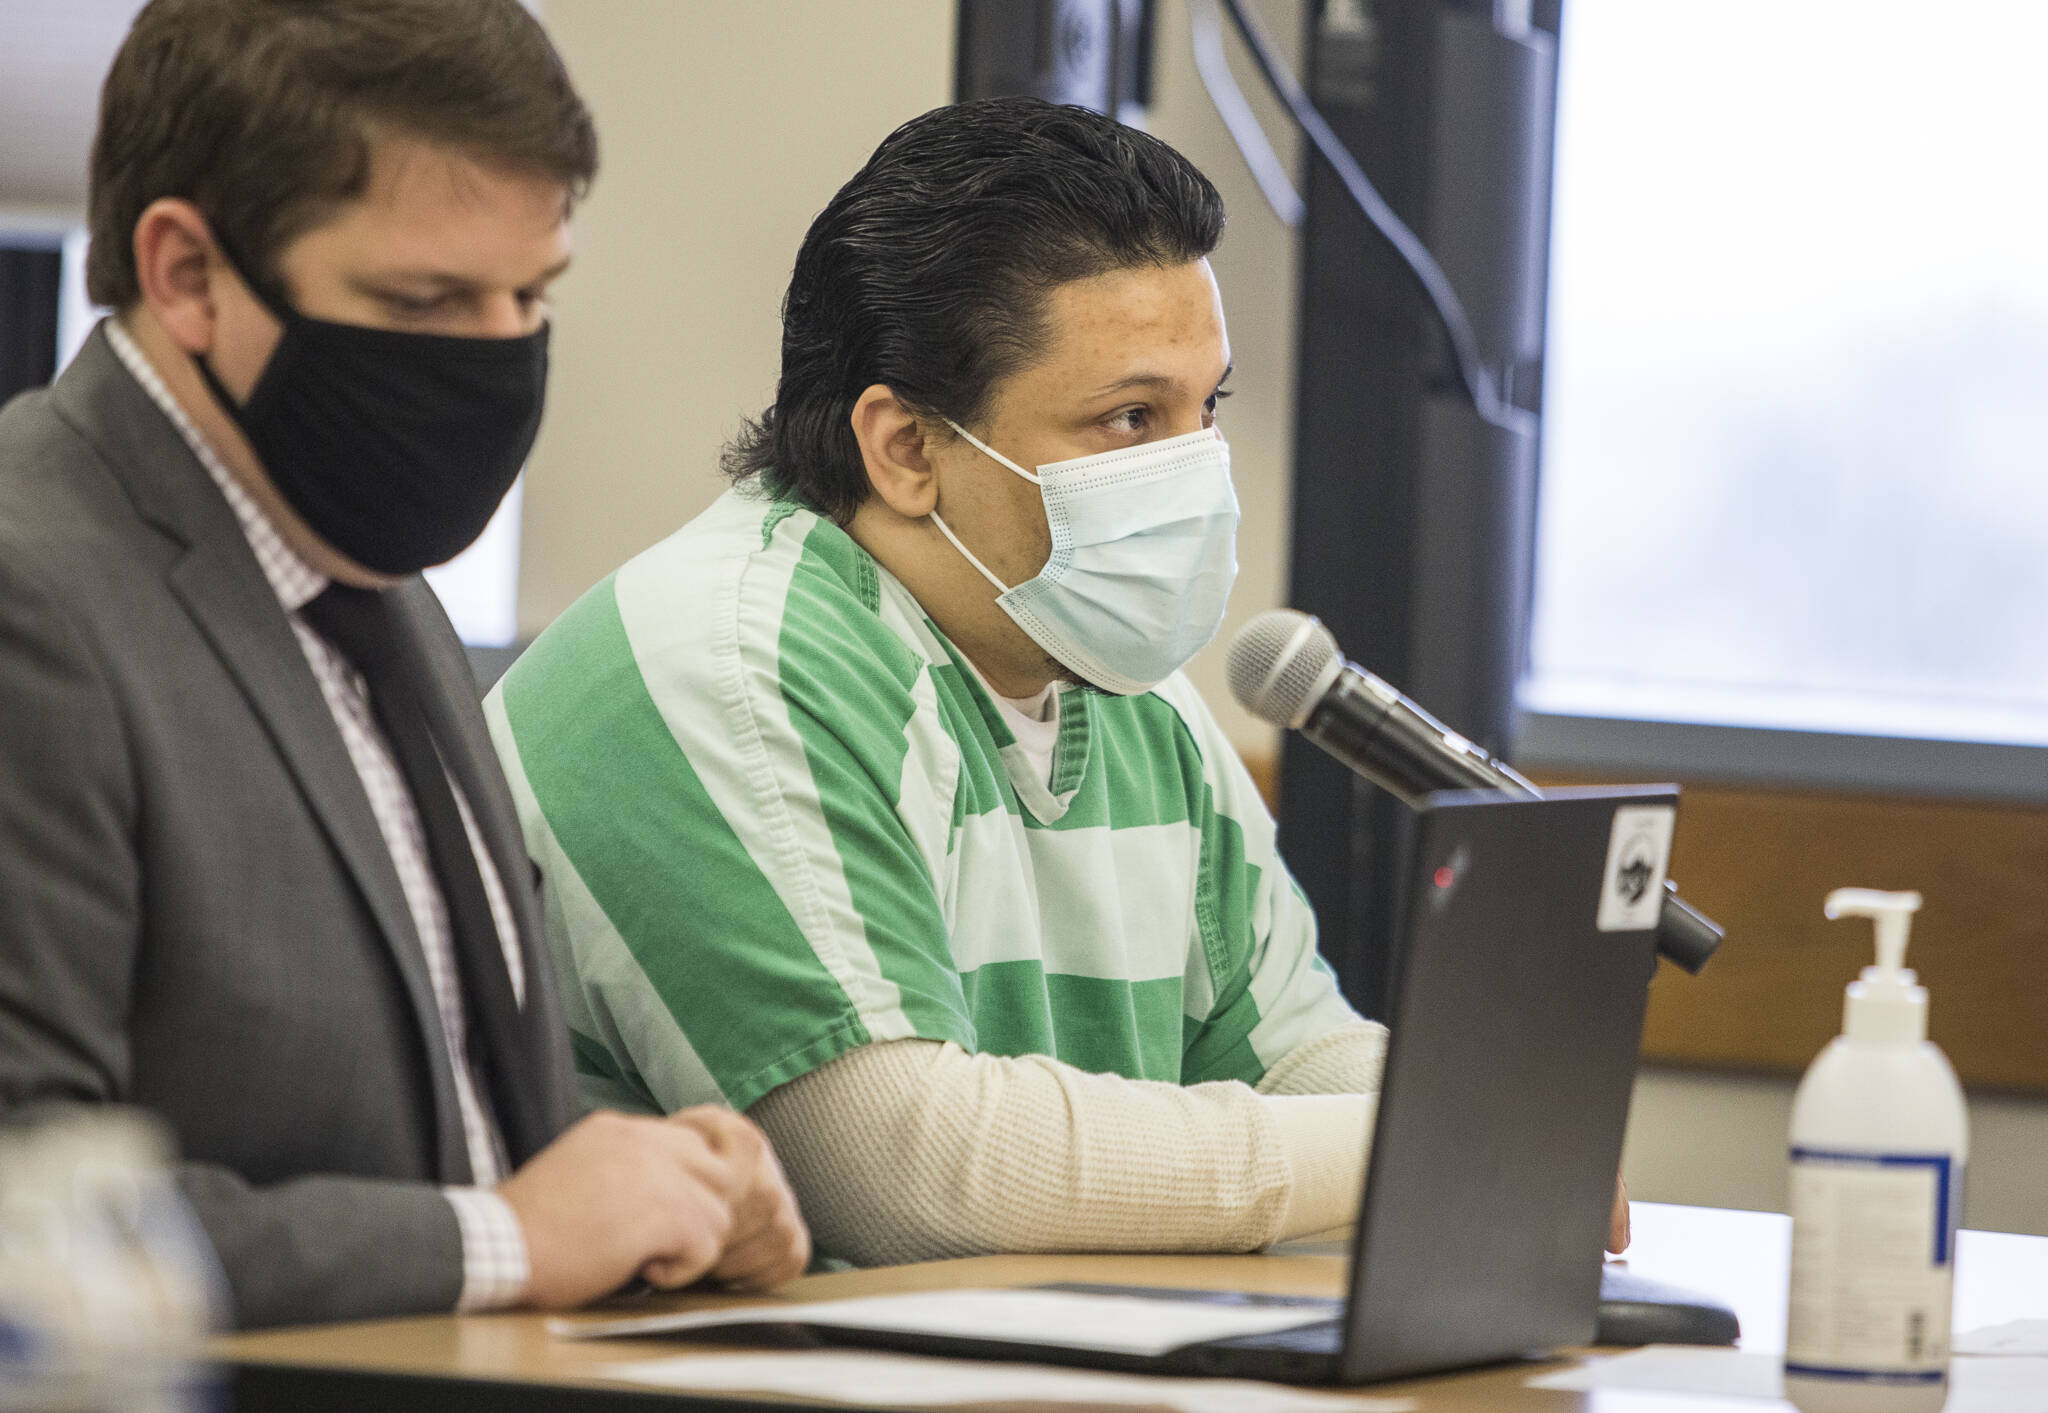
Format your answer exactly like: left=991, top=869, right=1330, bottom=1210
left=352, top=255, right=573, bottom=296
left=1088, top=363, right=1235, bottom=398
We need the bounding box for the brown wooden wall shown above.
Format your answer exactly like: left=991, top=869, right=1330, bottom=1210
left=1243, top=753, right=2048, bottom=1095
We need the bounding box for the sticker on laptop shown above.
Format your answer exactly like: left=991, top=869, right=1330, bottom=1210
left=1596, top=805, right=1676, bottom=932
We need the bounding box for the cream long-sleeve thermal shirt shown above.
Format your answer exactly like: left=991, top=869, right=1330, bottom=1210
left=750, top=1020, right=1389, bottom=1268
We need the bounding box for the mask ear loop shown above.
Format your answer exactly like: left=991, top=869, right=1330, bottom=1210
left=203, top=221, right=294, bottom=323
left=929, top=417, right=1043, bottom=594
left=930, top=510, right=1012, bottom=594
left=191, top=219, right=292, bottom=424
left=944, top=419, right=1043, bottom=485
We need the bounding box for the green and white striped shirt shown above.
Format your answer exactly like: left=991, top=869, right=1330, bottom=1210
left=485, top=487, right=1359, bottom=1115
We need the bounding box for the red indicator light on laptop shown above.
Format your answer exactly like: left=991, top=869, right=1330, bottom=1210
left=1429, top=847, right=1470, bottom=913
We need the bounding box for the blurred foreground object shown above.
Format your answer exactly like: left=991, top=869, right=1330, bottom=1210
left=0, top=1109, right=224, bottom=1412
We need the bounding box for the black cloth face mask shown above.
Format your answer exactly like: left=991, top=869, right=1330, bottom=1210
left=194, top=252, right=549, bottom=576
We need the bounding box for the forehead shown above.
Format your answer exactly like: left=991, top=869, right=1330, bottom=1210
left=288, top=132, right=572, bottom=272
left=1031, top=259, right=1229, bottom=385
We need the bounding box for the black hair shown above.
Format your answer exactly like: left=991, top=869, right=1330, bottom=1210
left=722, top=96, right=1224, bottom=522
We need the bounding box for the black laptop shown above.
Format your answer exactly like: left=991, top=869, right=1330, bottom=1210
left=819, top=786, right=1687, bottom=1384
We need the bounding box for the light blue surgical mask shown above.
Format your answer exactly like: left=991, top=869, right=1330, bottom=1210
left=930, top=420, right=1240, bottom=695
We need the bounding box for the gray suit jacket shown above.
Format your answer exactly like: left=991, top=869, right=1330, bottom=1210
left=0, top=327, right=582, bottom=1328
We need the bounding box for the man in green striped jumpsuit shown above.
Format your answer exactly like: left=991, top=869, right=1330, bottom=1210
left=491, top=99, right=1622, bottom=1265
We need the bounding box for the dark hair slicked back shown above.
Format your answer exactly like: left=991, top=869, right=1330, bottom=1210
left=724, top=97, right=1224, bottom=522
left=87, top=0, right=597, bottom=308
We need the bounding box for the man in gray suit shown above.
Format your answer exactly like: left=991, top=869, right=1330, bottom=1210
left=0, top=0, right=807, bottom=1328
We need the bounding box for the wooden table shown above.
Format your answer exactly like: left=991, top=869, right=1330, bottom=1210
left=213, top=1202, right=2048, bottom=1411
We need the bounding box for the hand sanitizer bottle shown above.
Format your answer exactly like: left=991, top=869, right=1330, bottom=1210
left=1784, top=889, right=1966, bottom=1413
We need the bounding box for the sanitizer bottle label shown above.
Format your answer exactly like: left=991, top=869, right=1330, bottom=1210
left=1785, top=1147, right=1959, bottom=1382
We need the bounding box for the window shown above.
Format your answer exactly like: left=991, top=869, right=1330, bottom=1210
left=422, top=483, right=524, bottom=648
left=1525, top=1, right=2048, bottom=775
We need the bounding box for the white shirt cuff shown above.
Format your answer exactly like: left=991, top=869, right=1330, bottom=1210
left=1267, top=1093, right=1374, bottom=1239
left=444, top=1187, right=530, bottom=1312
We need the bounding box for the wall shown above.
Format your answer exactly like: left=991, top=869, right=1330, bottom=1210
left=1625, top=1066, right=2048, bottom=1239
left=0, top=0, right=139, bottom=210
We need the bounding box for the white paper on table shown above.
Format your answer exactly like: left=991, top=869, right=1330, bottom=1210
left=552, top=1288, right=1335, bottom=1357
left=1531, top=1347, right=2048, bottom=1412
left=1956, top=1320, right=2048, bottom=1356
left=601, top=1349, right=1419, bottom=1413
left=1947, top=1358, right=2048, bottom=1411
left=1528, top=1346, right=1785, bottom=1400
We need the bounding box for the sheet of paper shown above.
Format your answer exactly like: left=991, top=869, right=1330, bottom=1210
left=601, top=1349, right=1418, bottom=1413
left=1531, top=1347, right=2048, bottom=1412
left=1947, top=1358, right=2048, bottom=1412
left=1528, top=1346, right=1785, bottom=1400
left=554, top=1287, right=1335, bottom=1357
left=1956, top=1319, right=2048, bottom=1356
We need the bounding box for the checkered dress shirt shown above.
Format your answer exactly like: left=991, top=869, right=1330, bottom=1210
left=106, top=319, right=530, bottom=1311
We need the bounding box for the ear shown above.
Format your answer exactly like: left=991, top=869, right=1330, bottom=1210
left=131, top=197, right=227, bottom=356
left=850, top=384, right=939, bottom=518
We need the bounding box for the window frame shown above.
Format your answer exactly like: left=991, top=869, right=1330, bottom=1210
left=1514, top=707, right=2048, bottom=806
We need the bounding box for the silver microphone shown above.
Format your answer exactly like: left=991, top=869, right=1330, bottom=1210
left=1228, top=609, right=1723, bottom=973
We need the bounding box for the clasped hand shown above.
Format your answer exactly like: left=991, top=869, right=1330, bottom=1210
left=496, top=1106, right=811, bottom=1308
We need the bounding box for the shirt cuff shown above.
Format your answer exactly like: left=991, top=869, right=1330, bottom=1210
left=1267, top=1093, right=1375, bottom=1239
left=444, top=1187, right=530, bottom=1312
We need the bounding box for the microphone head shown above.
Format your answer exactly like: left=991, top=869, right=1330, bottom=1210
left=1227, top=609, right=1344, bottom=729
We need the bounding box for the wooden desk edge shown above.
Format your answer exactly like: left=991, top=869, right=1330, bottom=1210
left=210, top=1245, right=1612, bottom=1412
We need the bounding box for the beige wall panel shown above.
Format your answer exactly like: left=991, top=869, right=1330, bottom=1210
left=1623, top=1066, right=2048, bottom=1239
left=520, top=0, right=958, bottom=631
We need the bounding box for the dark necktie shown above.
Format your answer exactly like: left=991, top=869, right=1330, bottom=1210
left=302, top=583, right=545, bottom=1174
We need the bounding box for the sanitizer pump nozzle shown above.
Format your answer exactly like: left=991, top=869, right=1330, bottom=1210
left=1825, top=887, right=1925, bottom=1043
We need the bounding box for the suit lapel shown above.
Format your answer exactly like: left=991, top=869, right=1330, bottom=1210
left=55, top=327, right=473, bottom=1183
